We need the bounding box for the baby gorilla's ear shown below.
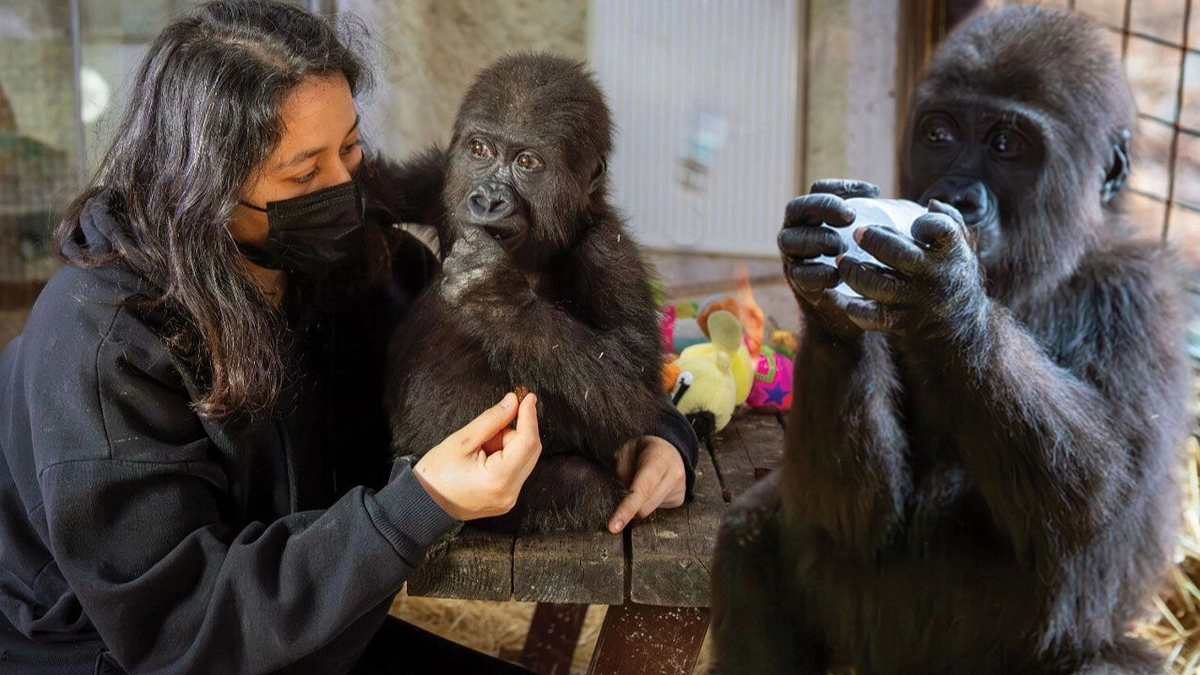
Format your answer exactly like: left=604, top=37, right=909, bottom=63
left=1101, top=129, right=1131, bottom=204
left=589, top=158, right=608, bottom=194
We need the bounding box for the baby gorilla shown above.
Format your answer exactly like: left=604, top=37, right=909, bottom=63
left=384, top=54, right=665, bottom=534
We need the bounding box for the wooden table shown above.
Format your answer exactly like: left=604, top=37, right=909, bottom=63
left=405, top=409, right=787, bottom=675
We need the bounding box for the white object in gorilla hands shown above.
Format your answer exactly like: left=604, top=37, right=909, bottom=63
left=815, top=197, right=929, bottom=297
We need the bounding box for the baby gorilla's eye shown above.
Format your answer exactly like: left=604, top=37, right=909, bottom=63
left=989, top=130, right=1023, bottom=159
left=924, top=122, right=955, bottom=146
left=469, top=139, right=493, bottom=159
left=515, top=152, right=544, bottom=172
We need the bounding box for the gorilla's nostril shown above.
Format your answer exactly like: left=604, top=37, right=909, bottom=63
left=466, top=185, right=516, bottom=222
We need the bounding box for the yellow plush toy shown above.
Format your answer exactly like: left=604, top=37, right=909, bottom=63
left=669, top=310, right=741, bottom=437
left=680, top=309, right=753, bottom=405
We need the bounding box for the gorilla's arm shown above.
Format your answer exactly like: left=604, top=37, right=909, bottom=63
left=784, top=331, right=911, bottom=552
left=438, top=221, right=661, bottom=430
left=939, top=261, right=1184, bottom=558
left=778, top=189, right=912, bottom=552
left=360, top=148, right=446, bottom=230
left=843, top=211, right=1188, bottom=560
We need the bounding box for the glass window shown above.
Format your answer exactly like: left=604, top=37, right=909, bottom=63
left=0, top=0, right=315, bottom=284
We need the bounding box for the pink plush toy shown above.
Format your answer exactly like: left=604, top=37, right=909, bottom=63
left=660, top=304, right=676, bottom=353
left=745, top=345, right=793, bottom=410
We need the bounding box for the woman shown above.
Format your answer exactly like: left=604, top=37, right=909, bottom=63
left=0, top=2, right=697, bottom=673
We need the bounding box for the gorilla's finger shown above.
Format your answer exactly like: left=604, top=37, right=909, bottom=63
left=784, top=193, right=856, bottom=229
left=855, top=225, right=927, bottom=275
left=910, top=212, right=964, bottom=251
left=804, top=290, right=866, bottom=341
left=837, top=257, right=914, bottom=305
left=925, top=199, right=966, bottom=226
left=778, top=225, right=848, bottom=259
left=840, top=296, right=895, bottom=333
left=785, top=261, right=840, bottom=296
left=809, top=179, right=881, bottom=200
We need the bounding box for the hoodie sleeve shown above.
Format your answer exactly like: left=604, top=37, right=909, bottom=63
left=28, top=304, right=460, bottom=674
left=647, top=397, right=701, bottom=499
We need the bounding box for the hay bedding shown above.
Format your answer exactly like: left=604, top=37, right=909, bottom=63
left=1139, top=431, right=1200, bottom=675
left=391, top=422, right=1200, bottom=675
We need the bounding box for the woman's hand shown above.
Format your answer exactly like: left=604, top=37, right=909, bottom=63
left=607, top=435, right=687, bottom=533
left=413, top=392, right=542, bottom=521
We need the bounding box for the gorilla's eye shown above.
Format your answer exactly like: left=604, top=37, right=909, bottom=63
left=515, top=152, right=545, bottom=173
left=924, top=123, right=955, bottom=146
left=469, top=138, right=494, bottom=159
left=989, top=130, right=1023, bottom=159
left=919, top=115, right=956, bottom=147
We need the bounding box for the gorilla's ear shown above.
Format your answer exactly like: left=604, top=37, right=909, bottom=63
left=589, top=158, right=608, bottom=194
left=1101, top=129, right=1131, bottom=204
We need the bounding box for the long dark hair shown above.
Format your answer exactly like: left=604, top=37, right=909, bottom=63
left=54, top=0, right=372, bottom=418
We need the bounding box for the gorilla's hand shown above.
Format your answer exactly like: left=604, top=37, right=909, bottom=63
left=837, top=200, right=988, bottom=342
left=807, top=179, right=881, bottom=201
left=440, top=224, right=526, bottom=306
left=778, top=180, right=880, bottom=342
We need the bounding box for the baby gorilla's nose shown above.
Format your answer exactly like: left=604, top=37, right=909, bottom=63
left=467, top=182, right=515, bottom=222
left=921, top=177, right=990, bottom=225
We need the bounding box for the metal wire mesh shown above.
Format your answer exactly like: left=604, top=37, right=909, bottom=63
left=0, top=0, right=320, bottom=300
left=1076, top=0, right=1198, bottom=243
left=1006, top=0, right=1200, bottom=252
left=0, top=3, right=78, bottom=291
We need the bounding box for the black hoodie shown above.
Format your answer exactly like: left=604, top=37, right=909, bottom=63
left=0, top=190, right=463, bottom=673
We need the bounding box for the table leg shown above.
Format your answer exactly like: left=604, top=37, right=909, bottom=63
left=520, top=602, right=589, bottom=675
left=586, top=603, right=710, bottom=675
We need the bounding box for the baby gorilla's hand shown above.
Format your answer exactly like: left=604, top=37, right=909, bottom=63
left=439, top=224, right=517, bottom=306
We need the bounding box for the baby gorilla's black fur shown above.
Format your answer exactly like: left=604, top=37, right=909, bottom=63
left=378, top=54, right=665, bottom=534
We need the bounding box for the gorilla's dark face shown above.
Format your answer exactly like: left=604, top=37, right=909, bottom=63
left=904, top=101, right=1047, bottom=267
left=442, top=54, right=613, bottom=271
left=451, top=131, right=546, bottom=251
left=899, top=8, right=1135, bottom=299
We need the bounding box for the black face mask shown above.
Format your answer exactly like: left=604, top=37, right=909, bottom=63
left=237, top=175, right=366, bottom=276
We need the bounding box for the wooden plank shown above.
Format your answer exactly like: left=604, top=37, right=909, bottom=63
left=406, top=525, right=514, bottom=601
left=519, top=603, right=589, bottom=675
left=513, top=529, right=624, bottom=604
left=628, top=449, right=725, bottom=607
left=586, top=603, right=711, bottom=675
left=710, top=410, right=785, bottom=502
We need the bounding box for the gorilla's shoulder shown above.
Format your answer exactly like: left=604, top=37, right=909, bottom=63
left=1071, top=237, right=1185, bottom=315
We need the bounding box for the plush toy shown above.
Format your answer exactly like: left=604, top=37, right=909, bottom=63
left=670, top=301, right=708, bottom=353
left=695, top=267, right=766, bottom=359
left=745, top=345, right=793, bottom=410
left=660, top=304, right=676, bottom=354
left=661, top=356, right=681, bottom=393
left=768, top=328, right=800, bottom=359
left=679, top=309, right=753, bottom=405
left=669, top=310, right=740, bottom=439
